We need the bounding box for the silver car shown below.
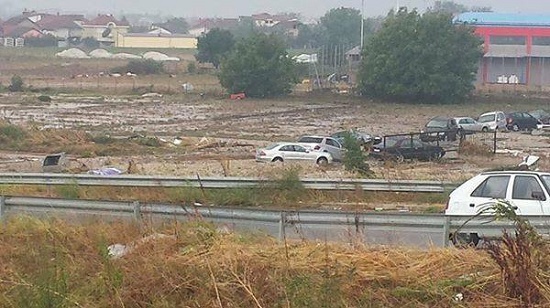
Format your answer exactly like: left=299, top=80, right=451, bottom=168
left=478, top=111, right=507, bottom=131
left=255, top=143, right=333, bottom=165
left=454, top=116, right=483, bottom=133
left=297, top=136, right=343, bottom=161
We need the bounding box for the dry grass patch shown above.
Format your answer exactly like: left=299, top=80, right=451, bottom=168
left=0, top=216, right=524, bottom=307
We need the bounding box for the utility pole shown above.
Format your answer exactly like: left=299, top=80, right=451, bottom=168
left=360, top=0, right=365, bottom=50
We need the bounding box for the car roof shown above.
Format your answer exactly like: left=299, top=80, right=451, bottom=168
left=480, top=111, right=504, bottom=116
left=480, top=170, right=550, bottom=176
left=454, top=116, right=473, bottom=120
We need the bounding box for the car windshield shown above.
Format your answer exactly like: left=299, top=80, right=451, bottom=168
left=478, top=114, right=495, bottom=123
left=298, top=136, right=323, bottom=143
left=426, top=119, right=448, bottom=128
left=265, top=143, right=279, bottom=150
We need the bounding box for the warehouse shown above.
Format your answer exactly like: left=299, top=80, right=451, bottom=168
left=455, top=12, right=550, bottom=87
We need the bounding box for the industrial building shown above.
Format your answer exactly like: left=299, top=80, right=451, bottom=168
left=455, top=12, right=550, bottom=87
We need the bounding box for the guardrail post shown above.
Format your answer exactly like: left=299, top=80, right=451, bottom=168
left=278, top=211, right=286, bottom=242
left=133, top=201, right=141, bottom=223
left=0, top=196, right=5, bottom=221
left=442, top=216, right=450, bottom=247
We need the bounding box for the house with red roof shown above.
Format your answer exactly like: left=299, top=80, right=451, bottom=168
left=81, top=14, right=130, bottom=45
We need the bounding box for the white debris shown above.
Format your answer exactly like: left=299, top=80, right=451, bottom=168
left=89, top=49, right=113, bottom=58
left=141, top=92, right=163, bottom=98
left=107, top=233, right=173, bottom=259
left=112, top=52, right=142, bottom=59
left=55, top=48, right=90, bottom=59
left=182, top=82, right=194, bottom=92
left=107, top=243, right=130, bottom=259
left=452, top=293, right=464, bottom=302
left=143, top=51, right=180, bottom=62
left=173, top=137, right=183, bottom=145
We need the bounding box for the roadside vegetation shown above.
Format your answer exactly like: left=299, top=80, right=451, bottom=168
left=0, top=216, right=528, bottom=307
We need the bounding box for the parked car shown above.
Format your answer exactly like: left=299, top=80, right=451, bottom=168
left=445, top=171, right=550, bottom=246
left=529, top=109, right=550, bottom=125
left=255, top=143, right=332, bottom=165
left=420, top=116, right=460, bottom=142
left=369, top=136, right=445, bottom=162
left=330, top=130, right=382, bottom=148
left=297, top=136, right=343, bottom=161
left=453, top=116, right=483, bottom=134
left=477, top=111, right=507, bottom=131
left=506, top=112, right=541, bottom=131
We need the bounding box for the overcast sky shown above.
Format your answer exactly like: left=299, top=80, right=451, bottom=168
left=1, top=0, right=550, bottom=19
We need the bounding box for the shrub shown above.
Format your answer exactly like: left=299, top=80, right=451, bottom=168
left=81, top=37, right=100, bottom=49
left=124, top=59, right=164, bottom=75
left=0, top=123, right=27, bottom=146
left=342, top=132, right=373, bottom=177
left=187, top=62, right=197, bottom=74
left=24, top=34, right=58, bottom=47
left=8, top=75, right=24, bottom=92
left=37, top=95, right=52, bottom=102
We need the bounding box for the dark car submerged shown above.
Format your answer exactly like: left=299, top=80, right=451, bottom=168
left=369, top=136, right=446, bottom=162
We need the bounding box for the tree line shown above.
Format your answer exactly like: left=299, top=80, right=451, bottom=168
left=201, top=6, right=482, bottom=103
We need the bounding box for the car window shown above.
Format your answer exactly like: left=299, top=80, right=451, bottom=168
left=427, top=119, right=448, bottom=128
left=411, top=139, right=424, bottom=147
left=497, top=113, right=505, bottom=121
left=542, top=175, right=550, bottom=192
left=298, top=136, right=323, bottom=143
left=384, top=137, right=400, bottom=147
left=325, top=138, right=340, bottom=148
left=279, top=145, right=294, bottom=152
left=458, top=119, right=467, bottom=124
left=293, top=145, right=307, bottom=152
left=466, top=118, right=475, bottom=124
left=512, top=176, right=546, bottom=200
left=478, top=114, right=495, bottom=123
left=471, top=176, right=510, bottom=198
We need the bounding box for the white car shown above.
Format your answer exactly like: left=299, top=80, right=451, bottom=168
left=255, top=143, right=333, bottom=165
left=297, top=136, right=343, bottom=161
left=445, top=171, right=550, bottom=245
left=477, top=111, right=507, bottom=131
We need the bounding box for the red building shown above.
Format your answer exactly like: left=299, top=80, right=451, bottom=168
left=455, top=13, right=550, bottom=86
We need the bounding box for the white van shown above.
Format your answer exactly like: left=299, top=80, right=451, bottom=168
left=445, top=171, right=550, bottom=245
left=477, top=111, right=507, bottom=131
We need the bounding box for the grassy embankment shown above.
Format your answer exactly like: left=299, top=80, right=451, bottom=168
left=0, top=216, right=527, bottom=307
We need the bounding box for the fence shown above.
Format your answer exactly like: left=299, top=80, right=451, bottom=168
left=3, top=196, right=550, bottom=248
left=0, top=173, right=456, bottom=193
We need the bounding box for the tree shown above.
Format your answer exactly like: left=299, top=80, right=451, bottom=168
left=431, top=1, right=468, bottom=14
left=196, top=28, right=235, bottom=69
left=218, top=33, right=299, bottom=98
left=319, top=7, right=362, bottom=47
left=430, top=1, right=492, bottom=14
left=358, top=9, right=482, bottom=103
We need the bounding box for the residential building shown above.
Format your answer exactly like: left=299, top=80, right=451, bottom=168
left=455, top=12, right=550, bottom=86
left=81, top=14, right=130, bottom=45
left=188, top=18, right=239, bottom=37
left=36, top=14, right=85, bottom=43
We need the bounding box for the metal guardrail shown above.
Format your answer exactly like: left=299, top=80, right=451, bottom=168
left=3, top=196, right=550, bottom=248
left=0, top=173, right=457, bottom=193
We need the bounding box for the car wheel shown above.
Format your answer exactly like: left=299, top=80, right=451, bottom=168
left=451, top=232, right=480, bottom=248
left=316, top=157, right=328, bottom=166
left=512, top=124, right=520, bottom=132
left=430, top=152, right=442, bottom=161
left=272, top=157, right=283, bottom=163
left=481, top=126, right=488, bottom=132
left=395, top=154, right=405, bottom=163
